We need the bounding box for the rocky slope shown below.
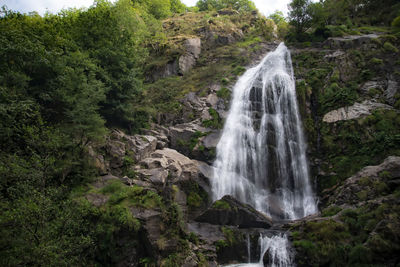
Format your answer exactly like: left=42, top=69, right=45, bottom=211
left=78, top=13, right=400, bottom=266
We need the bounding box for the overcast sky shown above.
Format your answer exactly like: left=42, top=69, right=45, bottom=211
left=2, top=0, right=292, bottom=16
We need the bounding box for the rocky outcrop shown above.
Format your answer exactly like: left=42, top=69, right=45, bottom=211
left=178, top=38, right=201, bottom=74
left=137, top=148, right=200, bottom=185
left=324, top=34, right=380, bottom=50
left=169, top=121, right=209, bottom=149
left=327, top=156, right=400, bottom=206
left=384, top=78, right=399, bottom=105
left=322, top=100, right=393, bottom=123
left=195, top=195, right=273, bottom=228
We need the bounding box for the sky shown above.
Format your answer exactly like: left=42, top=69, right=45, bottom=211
left=1, top=0, right=292, bottom=16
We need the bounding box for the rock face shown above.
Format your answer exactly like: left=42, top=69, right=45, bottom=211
left=322, top=100, right=393, bottom=123
left=324, top=34, right=380, bottom=49
left=178, top=38, right=201, bottom=74
left=169, top=121, right=209, bottom=149
left=195, top=195, right=273, bottom=228
left=327, top=156, right=400, bottom=206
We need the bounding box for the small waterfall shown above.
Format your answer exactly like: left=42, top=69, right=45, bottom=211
left=212, top=43, right=317, bottom=220
left=225, top=234, right=293, bottom=267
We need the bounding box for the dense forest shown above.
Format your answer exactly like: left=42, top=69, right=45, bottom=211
left=1, top=0, right=400, bottom=266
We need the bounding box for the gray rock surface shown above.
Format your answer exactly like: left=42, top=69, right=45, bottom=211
left=323, top=100, right=393, bottom=123
left=179, top=38, right=201, bottom=74
left=195, top=195, right=273, bottom=228
left=324, top=34, right=380, bottom=49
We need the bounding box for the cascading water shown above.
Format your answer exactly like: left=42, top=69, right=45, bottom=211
left=212, top=42, right=317, bottom=220
left=213, top=43, right=318, bottom=266
left=226, top=234, right=292, bottom=267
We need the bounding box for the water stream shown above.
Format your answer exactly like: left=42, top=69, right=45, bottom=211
left=213, top=43, right=317, bottom=266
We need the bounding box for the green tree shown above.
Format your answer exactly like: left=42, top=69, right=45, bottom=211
left=268, top=10, right=289, bottom=38
left=288, top=0, right=312, bottom=34
left=196, top=0, right=256, bottom=12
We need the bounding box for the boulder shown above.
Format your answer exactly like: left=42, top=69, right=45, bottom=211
left=125, top=135, right=158, bottom=162
left=201, top=131, right=221, bottom=149
left=179, top=54, right=197, bottom=74
left=322, top=100, right=393, bottom=123
left=195, top=195, right=273, bottom=228
left=106, top=140, right=126, bottom=168
left=138, top=148, right=200, bottom=184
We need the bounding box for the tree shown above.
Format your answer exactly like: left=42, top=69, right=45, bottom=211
left=288, top=0, right=312, bottom=34
left=196, top=0, right=256, bottom=12
left=268, top=10, right=289, bottom=38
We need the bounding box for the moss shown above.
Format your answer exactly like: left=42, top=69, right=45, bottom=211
left=321, top=205, right=342, bottom=217
left=196, top=252, right=208, bottom=267
left=187, top=191, right=202, bottom=208
left=379, top=170, right=392, bottom=179
left=232, top=65, right=246, bottom=76
left=221, top=77, right=229, bottom=85
left=212, top=199, right=231, bottom=210
left=202, top=108, right=223, bottom=129
left=348, top=244, right=372, bottom=264
left=216, top=87, right=231, bottom=101
left=368, top=87, right=381, bottom=97
left=383, top=41, right=399, bottom=53
left=356, top=190, right=368, bottom=201
left=370, top=57, right=383, bottom=65
left=221, top=226, right=237, bottom=246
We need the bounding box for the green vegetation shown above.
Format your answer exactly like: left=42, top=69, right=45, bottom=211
left=202, top=108, right=223, bottom=129
left=287, top=0, right=400, bottom=42
left=196, top=0, right=256, bottom=12
left=319, top=109, right=400, bottom=190
left=212, top=199, right=231, bottom=210
left=293, top=201, right=400, bottom=266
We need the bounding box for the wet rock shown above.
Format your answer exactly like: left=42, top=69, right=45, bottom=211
left=195, top=195, right=273, bottom=228
left=322, top=100, right=393, bottom=123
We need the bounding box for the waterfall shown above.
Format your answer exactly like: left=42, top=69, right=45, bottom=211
left=212, top=42, right=317, bottom=220
left=225, top=234, right=292, bottom=267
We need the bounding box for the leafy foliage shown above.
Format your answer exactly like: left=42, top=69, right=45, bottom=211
left=196, top=0, right=256, bottom=12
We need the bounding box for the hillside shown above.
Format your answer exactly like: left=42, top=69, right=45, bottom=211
left=1, top=0, right=400, bottom=266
